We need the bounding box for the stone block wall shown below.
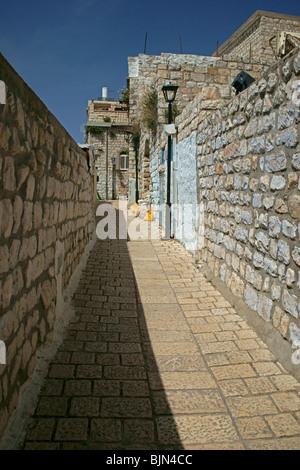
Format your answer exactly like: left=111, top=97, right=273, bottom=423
left=137, top=134, right=151, bottom=201
left=0, top=53, right=95, bottom=436
left=128, top=53, right=270, bottom=127
left=129, top=52, right=270, bottom=201
left=195, top=48, right=300, bottom=344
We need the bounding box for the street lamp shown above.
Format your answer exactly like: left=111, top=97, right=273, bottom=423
left=162, top=84, right=178, bottom=239
left=162, top=84, right=178, bottom=106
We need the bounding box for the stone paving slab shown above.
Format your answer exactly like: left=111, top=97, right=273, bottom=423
left=17, top=211, right=300, bottom=450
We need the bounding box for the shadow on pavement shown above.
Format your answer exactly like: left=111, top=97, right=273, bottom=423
left=20, top=202, right=183, bottom=450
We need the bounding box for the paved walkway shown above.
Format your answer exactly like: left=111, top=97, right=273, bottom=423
left=18, top=205, right=300, bottom=450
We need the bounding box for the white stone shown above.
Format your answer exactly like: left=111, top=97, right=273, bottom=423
left=282, top=288, right=298, bottom=318
left=277, top=240, right=290, bottom=265
left=270, top=175, right=286, bottom=191
left=282, top=220, right=297, bottom=239
left=292, top=247, right=300, bottom=267
left=268, top=216, right=281, bottom=238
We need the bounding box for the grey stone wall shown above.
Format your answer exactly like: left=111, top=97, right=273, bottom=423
left=0, top=53, right=95, bottom=437
left=195, top=49, right=300, bottom=346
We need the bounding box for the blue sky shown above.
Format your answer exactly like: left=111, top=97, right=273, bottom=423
left=1, top=0, right=299, bottom=143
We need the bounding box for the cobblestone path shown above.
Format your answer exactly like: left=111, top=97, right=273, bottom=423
left=18, top=207, right=300, bottom=450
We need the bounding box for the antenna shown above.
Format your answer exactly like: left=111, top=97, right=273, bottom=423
left=180, top=37, right=183, bottom=54
left=144, top=32, right=148, bottom=54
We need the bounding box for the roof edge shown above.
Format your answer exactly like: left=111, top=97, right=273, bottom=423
left=213, top=10, right=300, bottom=57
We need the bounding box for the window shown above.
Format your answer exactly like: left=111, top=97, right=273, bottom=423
left=120, top=153, right=129, bottom=170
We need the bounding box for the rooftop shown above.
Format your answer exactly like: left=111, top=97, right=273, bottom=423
left=212, top=10, right=300, bottom=57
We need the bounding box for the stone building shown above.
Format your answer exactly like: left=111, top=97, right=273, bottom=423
left=85, top=88, right=136, bottom=201
left=213, top=10, right=300, bottom=62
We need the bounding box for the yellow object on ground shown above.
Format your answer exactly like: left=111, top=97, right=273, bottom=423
left=144, top=208, right=152, bottom=221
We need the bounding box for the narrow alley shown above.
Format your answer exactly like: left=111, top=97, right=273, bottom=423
left=1, top=8, right=300, bottom=456
left=2, top=202, right=298, bottom=451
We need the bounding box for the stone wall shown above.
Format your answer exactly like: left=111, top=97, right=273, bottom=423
left=0, top=53, right=95, bottom=437
left=150, top=147, right=160, bottom=221
left=129, top=52, right=271, bottom=202
left=194, top=48, right=300, bottom=345
left=128, top=53, right=268, bottom=205
left=148, top=48, right=300, bottom=353
left=128, top=52, right=270, bottom=126
left=145, top=49, right=270, bottom=226
left=138, top=136, right=150, bottom=200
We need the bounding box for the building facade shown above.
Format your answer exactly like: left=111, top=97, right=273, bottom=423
left=85, top=89, right=136, bottom=201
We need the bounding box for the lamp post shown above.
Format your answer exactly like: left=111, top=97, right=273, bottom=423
left=162, top=84, right=178, bottom=239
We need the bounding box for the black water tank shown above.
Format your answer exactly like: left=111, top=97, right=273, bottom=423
left=231, top=71, right=255, bottom=95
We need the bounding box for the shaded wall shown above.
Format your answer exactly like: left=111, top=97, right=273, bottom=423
left=0, top=53, right=95, bottom=436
